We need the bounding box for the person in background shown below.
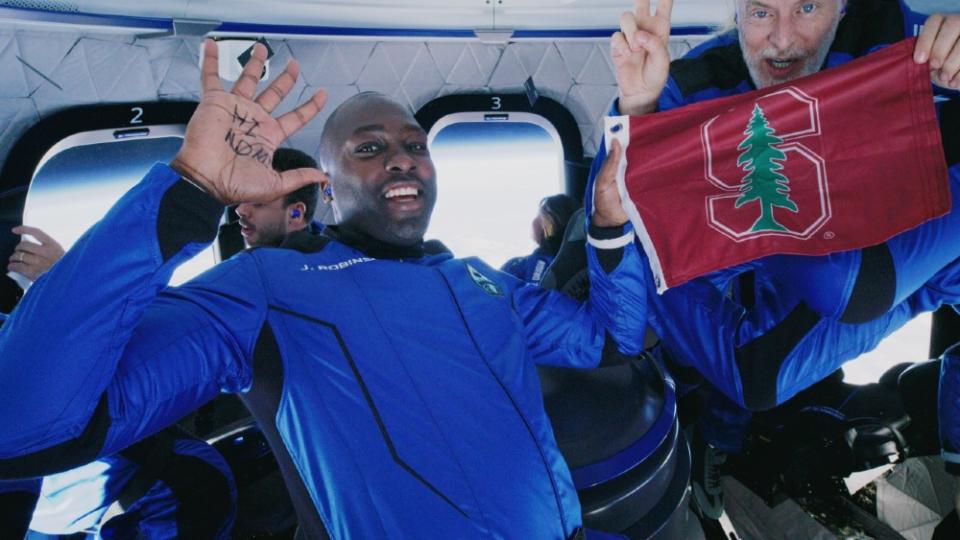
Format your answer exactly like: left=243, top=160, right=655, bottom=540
left=235, top=147, right=321, bottom=249
left=7, top=226, right=63, bottom=285
left=501, top=194, right=578, bottom=284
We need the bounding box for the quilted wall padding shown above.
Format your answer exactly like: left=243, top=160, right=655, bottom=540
left=0, top=31, right=708, bottom=178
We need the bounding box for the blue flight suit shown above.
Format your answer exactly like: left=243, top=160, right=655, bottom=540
left=502, top=247, right=555, bottom=284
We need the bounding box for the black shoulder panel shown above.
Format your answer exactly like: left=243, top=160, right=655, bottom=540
left=735, top=302, right=822, bottom=411
left=241, top=321, right=331, bottom=539
left=840, top=243, right=896, bottom=324
left=942, top=100, right=959, bottom=168
left=278, top=227, right=333, bottom=254
left=670, top=39, right=750, bottom=97
left=157, top=179, right=223, bottom=262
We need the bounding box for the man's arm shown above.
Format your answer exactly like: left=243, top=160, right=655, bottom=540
left=640, top=258, right=956, bottom=411
left=507, top=235, right=647, bottom=369
left=0, top=166, right=267, bottom=476
left=0, top=41, right=326, bottom=475
left=508, top=141, right=648, bottom=368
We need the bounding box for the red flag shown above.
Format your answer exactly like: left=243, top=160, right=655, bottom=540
left=610, top=38, right=949, bottom=293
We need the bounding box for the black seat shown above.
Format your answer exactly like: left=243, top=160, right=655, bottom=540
left=733, top=365, right=914, bottom=502
left=896, top=359, right=942, bottom=456
left=208, top=421, right=301, bottom=538
left=540, top=357, right=690, bottom=538
left=540, top=207, right=588, bottom=300
left=539, top=209, right=694, bottom=538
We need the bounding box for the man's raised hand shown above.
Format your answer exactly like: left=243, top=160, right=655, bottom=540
left=170, top=40, right=328, bottom=204
left=611, top=0, right=673, bottom=116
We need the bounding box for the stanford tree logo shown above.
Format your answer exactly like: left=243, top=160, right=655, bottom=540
left=701, top=87, right=831, bottom=241
left=735, top=104, right=799, bottom=232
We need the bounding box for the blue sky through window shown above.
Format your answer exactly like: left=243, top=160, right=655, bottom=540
left=426, top=119, right=564, bottom=268
left=24, top=134, right=218, bottom=285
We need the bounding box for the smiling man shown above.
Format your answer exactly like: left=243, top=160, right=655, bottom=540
left=736, top=0, right=844, bottom=88
left=0, top=43, right=649, bottom=539
left=317, top=93, right=438, bottom=250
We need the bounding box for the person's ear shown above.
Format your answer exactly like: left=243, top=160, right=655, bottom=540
left=320, top=178, right=333, bottom=203
left=289, top=202, right=307, bottom=223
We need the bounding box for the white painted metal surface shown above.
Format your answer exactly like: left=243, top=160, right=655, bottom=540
left=5, top=1, right=727, bottom=31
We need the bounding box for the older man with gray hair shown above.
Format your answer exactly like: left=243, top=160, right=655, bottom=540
left=592, top=0, right=960, bottom=520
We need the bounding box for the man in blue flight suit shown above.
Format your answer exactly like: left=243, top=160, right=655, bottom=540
left=591, top=0, right=960, bottom=519
left=0, top=40, right=647, bottom=539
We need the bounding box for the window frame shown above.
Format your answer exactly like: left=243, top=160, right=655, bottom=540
left=0, top=102, right=197, bottom=309
left=22, top=123, right=188, bottom=250
left=415, top=93, right=584, bottom=197
left=426, top=110, right=567, bottom=193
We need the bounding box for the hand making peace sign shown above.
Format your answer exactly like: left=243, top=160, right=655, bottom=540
left=611, top=0, right=674, bottom=116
